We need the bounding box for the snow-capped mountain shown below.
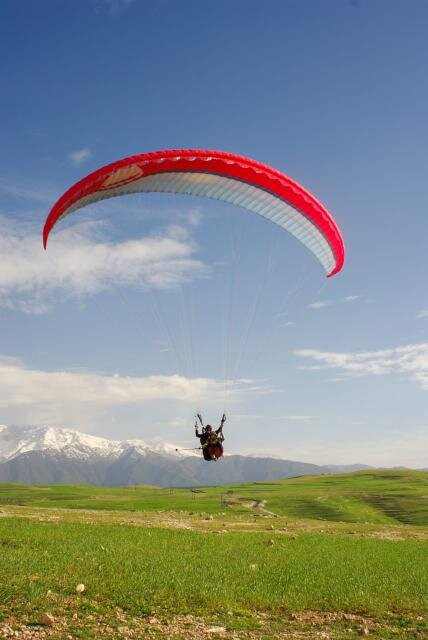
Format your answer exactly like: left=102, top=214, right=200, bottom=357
left=0, top=424, right=119, bottom=461
left=0, top=424, right=198, bottom=463
left=0, top=424, right=369, bottom=487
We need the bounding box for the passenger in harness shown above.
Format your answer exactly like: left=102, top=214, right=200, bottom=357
left=195, top=413, right=226, bottom=461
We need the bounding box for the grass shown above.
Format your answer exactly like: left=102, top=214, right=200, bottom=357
left=0, top=469, right=427, bottom=525
left=0, top=470, right=426, bottom=639
left=0, top=518, right=426, bottom=615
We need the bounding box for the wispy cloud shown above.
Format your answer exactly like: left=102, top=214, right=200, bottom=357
left=306, top=296, right=362, bottom=311
left=0, top=362, right=220, bottom=409
left=343, top=295, right=360, bottom=302
left=178, top=208, right=202, bottom=227
left=0, top=357, right=267, bottom=427
left=307, top=300, right=333, bottom=310
left=2, top=195, right=360, bottom=317
left=0, top=216, right=207, bottom=314
left=417, top=309, right=428, bottom=319
left=0, top=180, right=55, bottom=205
left=295, top=342, right=428, bottom=391
left=231, top=414, right=313, bottom=422
left=69, top=148, right=92, bottom=167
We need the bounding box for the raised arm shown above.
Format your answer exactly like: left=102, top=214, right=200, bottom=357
left=216, top=413, right=226, bottom=434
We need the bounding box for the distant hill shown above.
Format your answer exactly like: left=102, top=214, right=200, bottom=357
left=0, top=469, right=426, bottom=527
left=0, top=424, right=370, bottom=487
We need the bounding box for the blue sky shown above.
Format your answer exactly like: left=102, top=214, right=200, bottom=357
left=1, top=0, right=427, bottom=467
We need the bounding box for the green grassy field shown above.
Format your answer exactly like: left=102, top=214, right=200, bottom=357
left=0, top=470, right=426, bottom=639
left=0, top=468, right=427, bottom=525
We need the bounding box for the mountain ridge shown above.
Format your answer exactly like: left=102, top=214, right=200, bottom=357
left=0, top=424, right=371, bottom=487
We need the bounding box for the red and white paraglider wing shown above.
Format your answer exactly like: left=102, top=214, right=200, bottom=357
left=43, top=149, right=345, bottom=277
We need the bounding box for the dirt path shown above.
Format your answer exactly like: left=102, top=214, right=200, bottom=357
left=235, top=498, right=277, bottom=517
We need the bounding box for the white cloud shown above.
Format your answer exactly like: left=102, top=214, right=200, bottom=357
left=306, top=296, right=362, bottom=311
left=307, top=300, right=333, bottom=310
left=343, top=295, right=360, bottom=302
left=0, top=357, right=257, bottom=425
left=0, top=217, right=207, bottom=313
left=179, top=209, right=202, bottom=227
left=295, top=342, right=428, bottom=391
left=417, top=309, right=428, bottom=319
left=69, top=148, right=92, bottom=166
left=0, top=356, right=274, bottom=430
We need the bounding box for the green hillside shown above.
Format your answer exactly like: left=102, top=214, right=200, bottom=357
left=0, top=469, right=426, bottom=526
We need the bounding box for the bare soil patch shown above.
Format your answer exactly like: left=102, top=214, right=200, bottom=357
left=1, top=610, right=426, bottom=640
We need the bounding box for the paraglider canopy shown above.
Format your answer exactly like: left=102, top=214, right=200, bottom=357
left=43, top=149, right=345, bottom=276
